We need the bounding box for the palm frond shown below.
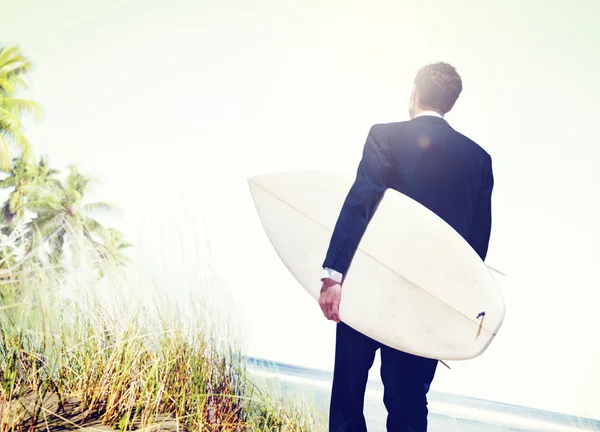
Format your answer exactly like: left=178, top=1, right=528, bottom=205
left=65, top=165, right=79, bottom=190
left=28, top=213, right=62, bottom=233
left=98, top=227, right=133, bottom=268
left=0, top=115, right=31, bottom=158
left=81, top=201, right=119, bottom=215
left=19, top=145, right=33, bottom=164
left=5, top=66, right=30, bottom=80
left=0, top=217, right=65, bottom=275
left=105, top=228, right=133, bottom=250
left=0, top=107, right=23, bottom=132
left=64, top=188, right=82, bottom=206
left=0, top=76, right=15, bottom=94
left=22, top=183, right=59, bottom=199
left=0, top=173, right=17, bottom=188
left=84, top=217, right=107, bottom=237
left=8, top=191, right=22, bottom=213
left=10, top=76, right=28, bottom=89
left=115, top=240, right=133, bottom=250
left=0, top=46, right=19, bottom=63
left=0, top=98, right=40, bottom=120
left=43, top=178, right=64, bottom=190
left=0, top=46, right=23, bottom=68
left=65, top=165, right=93, bottom=195
left=0, top=74, right=28, bottom=95
left=27, top=214, right=64, bottom=248
left=0, top=46, right=31, bottom=77
left=22, top=197, right=63, bottom=215
left=0, top=134, right=10, bottom=172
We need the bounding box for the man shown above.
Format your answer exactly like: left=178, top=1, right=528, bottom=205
left=318, top=62, right=494, bottom=432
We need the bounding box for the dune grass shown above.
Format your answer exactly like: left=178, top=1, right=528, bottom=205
left=0, top=230, right=326, bottom=432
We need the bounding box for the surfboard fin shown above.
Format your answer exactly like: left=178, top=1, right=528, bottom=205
left=439, top=360, right=451, bottom=370
left=486, top=265, right=506, bottom=276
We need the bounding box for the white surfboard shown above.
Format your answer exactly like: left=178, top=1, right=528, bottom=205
left=247, top=170, right=506, bottom=361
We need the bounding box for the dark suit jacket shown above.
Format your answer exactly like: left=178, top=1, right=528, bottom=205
left=322, top=115, right=494, bottom=279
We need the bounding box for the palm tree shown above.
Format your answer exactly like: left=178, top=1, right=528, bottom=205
left=0, top=45, right=41, bottom=171
left=0, top=156, right=42, bottom=230
left=0, top=46, right=131, bottom=279
left=0, top=157, right=37, bottom=274
left=34, top=155, right=61, bottom=188
left=20, top=165, right=127, bottom=270
left=0, top=162, right=131, bottom=278
left=0, top=156, right=63, bottom=274
left=0, top=155, right=61, bottom=238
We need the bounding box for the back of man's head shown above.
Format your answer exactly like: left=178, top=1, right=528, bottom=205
left=414, top=62, right=463, bottom=114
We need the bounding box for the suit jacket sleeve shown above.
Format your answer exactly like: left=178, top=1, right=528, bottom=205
left=469, top=155, right=494, bottom=261
left=322, top=124, right=393, bottom=278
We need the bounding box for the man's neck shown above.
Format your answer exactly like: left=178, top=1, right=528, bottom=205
left=414, top=109, right=444, bottom=119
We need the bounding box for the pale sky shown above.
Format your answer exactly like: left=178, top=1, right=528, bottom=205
left=4, top=0, right=600, bottom=420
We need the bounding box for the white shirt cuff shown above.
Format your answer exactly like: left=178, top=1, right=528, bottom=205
left=321, top=267, right=343, bottom=283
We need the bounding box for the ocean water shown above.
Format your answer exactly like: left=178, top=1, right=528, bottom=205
left=246, top=358, right=600, bottom=432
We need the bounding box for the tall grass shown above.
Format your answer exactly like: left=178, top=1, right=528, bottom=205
left=0, top=225, right=325, bottom=431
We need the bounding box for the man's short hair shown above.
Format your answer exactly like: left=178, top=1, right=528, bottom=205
left=414, top=62, right=463, bottom=114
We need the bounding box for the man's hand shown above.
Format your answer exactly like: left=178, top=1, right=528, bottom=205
left=319, top=278, right=342, bottom=322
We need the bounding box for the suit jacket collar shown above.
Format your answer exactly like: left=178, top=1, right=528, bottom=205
left=411, top=115, right=452, bottom=128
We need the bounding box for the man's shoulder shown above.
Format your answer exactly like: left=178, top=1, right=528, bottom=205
left=370, top=120, right=492, bottom=163
left=369, top=119, right=453, bottom=135
left=451, top=127, right=490, bottom=152
left=366, top=120, right=411, bottom=140
left=452, top=129, right=493, bottom=164
left=369, top=120, right=410, bottom=132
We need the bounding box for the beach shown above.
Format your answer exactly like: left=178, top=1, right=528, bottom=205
left=247, top=358, right=600, bottom=432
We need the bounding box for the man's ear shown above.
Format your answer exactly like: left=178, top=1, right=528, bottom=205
left=411, top=85, right=418, bottom=103
left=408, top=85, right=418, bottom=118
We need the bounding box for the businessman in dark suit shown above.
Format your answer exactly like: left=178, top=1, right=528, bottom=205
left=318, top=62, right=494, bottom=432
